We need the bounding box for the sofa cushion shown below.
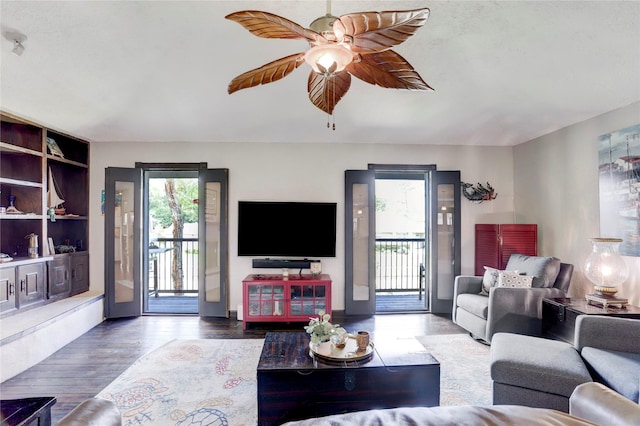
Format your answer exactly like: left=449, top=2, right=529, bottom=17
left=491, top=333, right=592, bottom=397
left=498, top=271, right=533, bottom=288
left=505, top=254, right=561, bottom=288
left=482, top=266, right=501, bottom=294
left=282, top=405, right=598, bottom=426
left=581, top=347, right=640, bottom=403
left=456, top=293, right=489, bottom=319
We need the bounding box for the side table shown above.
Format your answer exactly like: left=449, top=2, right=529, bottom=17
left=0, top=397, right=56, bottom=426
left=542, top=297, right=640, bottom=344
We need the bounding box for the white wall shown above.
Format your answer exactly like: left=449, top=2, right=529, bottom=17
left=514, top=102, right=640, bottom=306
left=89, top=142, right=515, bottom=311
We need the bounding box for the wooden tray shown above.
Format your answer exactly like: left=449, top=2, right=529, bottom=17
left=309, top=336, right=374, bottom=362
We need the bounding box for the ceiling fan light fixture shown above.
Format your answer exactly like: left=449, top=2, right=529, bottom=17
left=304, top=43, right=353, bottom=74
left=225, top=6, right=431, bottom=119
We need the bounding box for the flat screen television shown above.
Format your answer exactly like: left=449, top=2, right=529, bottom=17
left=238, top=201, right=337, bottom=257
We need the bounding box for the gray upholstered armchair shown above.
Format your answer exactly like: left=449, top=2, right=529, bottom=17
left=452, top=254, right=573, bottom=344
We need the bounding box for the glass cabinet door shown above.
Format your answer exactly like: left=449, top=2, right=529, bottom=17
left=289, top=283, right=327, bottom=317
left=247, top=283, right=285, bottom=317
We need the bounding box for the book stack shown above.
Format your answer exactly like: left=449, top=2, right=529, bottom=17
left=585, top=293, right=628, bottom=309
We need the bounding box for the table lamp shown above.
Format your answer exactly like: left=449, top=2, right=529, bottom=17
left=583, top=237, right=629, bottom=308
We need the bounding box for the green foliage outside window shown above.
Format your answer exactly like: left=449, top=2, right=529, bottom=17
left=149, top=179, right=199, bottom=228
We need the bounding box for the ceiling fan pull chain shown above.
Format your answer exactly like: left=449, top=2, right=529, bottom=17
left=332, top=75, right=336, bottom=130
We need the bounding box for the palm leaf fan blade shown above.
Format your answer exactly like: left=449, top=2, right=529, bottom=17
left=347, top=50, right=433, bottom=90
left=228, top=53, right=306, bottom=94
left=334, top=8, right=429, bottom=54
left=308, top=71, right=352, bottom=115
left=225, top=10, right=324, bottom=42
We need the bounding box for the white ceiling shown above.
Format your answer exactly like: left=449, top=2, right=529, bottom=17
left=1, top=1, right=639, bottom=146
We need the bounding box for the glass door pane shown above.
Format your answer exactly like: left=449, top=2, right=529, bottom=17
left=204, top=181, right=221, bottom=302
left=428, top=170, right=461, bottom=313
left=344, top=170, right=375, bottom=315
left=199, top=169, right=229, bottom=317
left=114, top=181, right=134, bottom=303
left=105, top=167, right=142, bottom=318
left=352, top=183, right=370, bottom=301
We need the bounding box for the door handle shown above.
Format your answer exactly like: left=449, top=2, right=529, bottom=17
left=9, top=283, right=15, bottom=295
left=20, top=279, right=25, bottom=293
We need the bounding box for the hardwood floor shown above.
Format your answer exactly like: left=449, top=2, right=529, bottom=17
left=0, top=312, right=464, bottom=423
left=145, top=293, right=428, bottom=314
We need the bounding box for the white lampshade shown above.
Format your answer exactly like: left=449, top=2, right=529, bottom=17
left=304, top=44, right=353, bottom=74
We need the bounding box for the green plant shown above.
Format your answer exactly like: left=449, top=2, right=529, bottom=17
left=304, top=311, right=340, bottom=344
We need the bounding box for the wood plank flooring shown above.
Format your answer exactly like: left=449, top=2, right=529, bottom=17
left=376, top=293, right=428, bottom=312
left=0, top=312, right=464, bottom=423
left=145, top=293, right=428, bottom=314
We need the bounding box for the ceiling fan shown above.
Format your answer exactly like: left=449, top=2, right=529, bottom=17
left=226, top=2, right=433, bottom=127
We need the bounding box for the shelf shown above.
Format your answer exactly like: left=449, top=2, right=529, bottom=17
left=0, top=142, right=43, bottom=157
left=0, top=214, right=43, bottom=220
left=0, top=177, right=43, bottom=188
left=49, top=215, right=88, bottom=220
left=0, top=256, right=54, bottom=269
left=47, top=154, right=88, bottom=169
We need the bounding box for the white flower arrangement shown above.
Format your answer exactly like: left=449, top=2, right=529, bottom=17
left=304, top=311, right=340, bottom=344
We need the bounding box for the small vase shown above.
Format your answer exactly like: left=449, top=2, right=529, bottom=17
left=6, top=195, right=20, bottom=213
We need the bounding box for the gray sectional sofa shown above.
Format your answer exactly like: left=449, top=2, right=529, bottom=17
left=282, top=382, right=640, bottom=426
left=491, top=315, right=640, bottom=414
left=60, top=382, right=640, bottom=426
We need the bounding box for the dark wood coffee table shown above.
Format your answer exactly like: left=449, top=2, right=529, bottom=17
left=0, top=397, right=56, bottom=426
left=542, top=297, right=640, bottom=344
left=257, top=332, right=440, bottom=426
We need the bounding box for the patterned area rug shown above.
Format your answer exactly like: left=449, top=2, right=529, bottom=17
left=97, top=339, right=264, bottom=426
left=416, top=334, right=492, bottom=406
left=97, top=335, right=490, bottom=426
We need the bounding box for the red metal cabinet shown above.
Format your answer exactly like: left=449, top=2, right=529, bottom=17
left=242, top=274, right=331, bottom=330
left=475, top=224, right=538, bottom=276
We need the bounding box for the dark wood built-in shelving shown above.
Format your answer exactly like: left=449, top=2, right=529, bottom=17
left=0, top=111, right=91, bottom=315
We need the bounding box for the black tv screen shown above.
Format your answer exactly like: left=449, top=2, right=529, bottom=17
left=238, top=201, right=337, bottom=257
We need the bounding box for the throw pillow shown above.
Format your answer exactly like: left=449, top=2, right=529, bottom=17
left=481, top=266, right=500, bottom=294
left=505, top=254, right=561, bottom=288
left=498, top=271, right=533, bottom=288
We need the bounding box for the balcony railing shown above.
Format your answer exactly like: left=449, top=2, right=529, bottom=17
left=149, top=237, right=426, bottom=296
left=375, top=238, right=426, bottom=294
left=149, top=238, right=198, bottom=296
